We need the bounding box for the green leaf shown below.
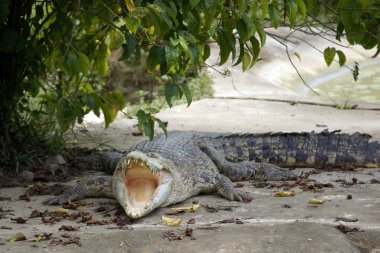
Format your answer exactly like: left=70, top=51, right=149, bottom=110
left=136, top=110, right=155, bottom=140
left=165, top=45, right=180, bottom=70
left=260, top=0, right=268, bottom=19
left=77, top=52, right=90, bottom=74
left=217, top=28, right=231, bottom=65
left=63, top=50, right=79, bottom=75
left=190, top=0, right=201, bottom=9
left=249, top=36, right=260, bottom=67
left=233, top=42, right=245, bottom=66
left=100, top=103, right=116, bottom=128
left=242, top=52, right=251, bottom=71
left=57, top=98, right=79, bottom=132
left=155, top=118, right=168, bottom=137
left=147, top=46, right=165, bottom=70
left=336, top=22, right=344, bottom=42
left=352, top=61, right=359, bottom=82
left=242, top=14, right=255, bottom=39
left=323, top=47, right=336, bottom=66
left=268, top=3, right=280, bottom=28
left=338, top=0, right=361, bottom=27
left=287, top=0, right=298, bottom=27
left=294, top=51, right=301, bottom=61
left=164, top=83, right=179, bottom=107
left=238, top=0, right=247, bottom=15
left=96, top=43, right=109, bottom=76
left=109, top=29, right=125, bottom=50
left=203, top=44, right=211, bottom=60
left=125, top=16, right=140, bottom=33
left=236, top=19, right=248, bottom=41
left=178, top=83, right=192, bottom=106
left=254, top=20, right=266, bottom=46
left=188, top=44, right=199, bottom=64
left=295, top=0, right=306, bottom=19
left=336, top=50, right=346, bottom=66
left=120, top=33, right=137, bottom=60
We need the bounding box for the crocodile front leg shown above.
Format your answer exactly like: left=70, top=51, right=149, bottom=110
left=198, top=141, right=297, bottom=181
left=43, top=176, right=114, bottom=205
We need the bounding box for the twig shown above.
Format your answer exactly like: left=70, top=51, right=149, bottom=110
left=267, top=33, right=320, bottom=96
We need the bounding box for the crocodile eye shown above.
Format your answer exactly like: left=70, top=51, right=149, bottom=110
left=147, top=152, right=158, bottom=158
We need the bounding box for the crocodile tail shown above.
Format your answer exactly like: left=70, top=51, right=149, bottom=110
left=212, top=131, right=380, bottom=169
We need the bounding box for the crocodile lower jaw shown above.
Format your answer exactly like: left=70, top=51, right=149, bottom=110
left=112, top=151, right=172, bottom=218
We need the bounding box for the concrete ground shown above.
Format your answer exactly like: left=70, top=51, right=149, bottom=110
left=1, top=29, right=380, bottom=252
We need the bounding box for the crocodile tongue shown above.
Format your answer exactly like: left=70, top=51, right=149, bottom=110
left=112, top=151, right=173, bottom=218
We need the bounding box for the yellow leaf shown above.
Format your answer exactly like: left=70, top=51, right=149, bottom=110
left=50, top=208, right=70, bottom=215
left=274, top=191, right=296, bottom=197
left=125, top=0, right=135, bottom=12
left=26, top=236, right=44, bottom=242
left=8, top=232, right=26, bottom=242
left=162, top=215, right=181, bottom=226
left=308, top=198, right=326, bottom=204
left=171, top=203, right=200, bottom=213
left=190, top=203, right=200, bottom=212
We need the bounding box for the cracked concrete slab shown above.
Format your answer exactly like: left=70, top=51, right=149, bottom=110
left=1, top=29, right=380, bottom=252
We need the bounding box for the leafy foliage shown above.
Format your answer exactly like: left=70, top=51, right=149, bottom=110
left=0, top=0, right=379, bottom=167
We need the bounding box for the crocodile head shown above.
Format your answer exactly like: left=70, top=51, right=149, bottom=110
left=112, top=151, right=175, bottom=218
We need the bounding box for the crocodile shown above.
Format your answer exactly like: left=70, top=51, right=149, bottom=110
left=44, top=130, right=380, bottom=218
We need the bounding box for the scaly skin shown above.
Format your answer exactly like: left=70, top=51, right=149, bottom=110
left=44, top=130, right=380, bottom=218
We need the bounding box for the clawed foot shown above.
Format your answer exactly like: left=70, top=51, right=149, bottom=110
left=42, top=189, right=80, bottom=205
left=224, top=190, right=253, bottom=203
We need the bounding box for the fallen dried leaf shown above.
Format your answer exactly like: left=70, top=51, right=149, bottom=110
left=19, top=193, right=31, bottom=202
left=185, top=227, right=193, bottom=237
left=274, top=191, right=296, bottom=197
left=335, top=217, right=358, bottom=223
left=335, top=224, right=359, bottom=233
left=11, top=217, right=27, bottom=224
left=162, top=215, right=181, bottom=226
left=308, top=198, right=326, bottom=204
left=8, top=232, right=26, bottom=242
left=218, top=218, right=235, bottom=224
left=50, top=208, right=70, bottom=216
left=86, top=219, right=109, bottom=225
left=282, top=204, right=292, bottom=208
left=59, top=225, right=79, bottom=231
left=42, top=216, right=63, bottom=224
left=171, top=203, right=200, bottom=213
left=161, top=231, right=182, bottom=241
left=26, top=236, right=44, bottom=242
left=30, top=210, right=44, bottom=218
left=187, top=218, right=196, bottom=224
left=253, top=182, right=269, bottom=188
left=201, top=204, right=238, bottom=213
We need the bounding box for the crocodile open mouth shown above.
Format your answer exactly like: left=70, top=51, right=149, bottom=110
left=112, top=151, right=172, bottom=218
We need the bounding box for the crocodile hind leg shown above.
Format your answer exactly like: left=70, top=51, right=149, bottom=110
left=214, top=173, right=252, bottom=202
left=198, top=141, right=297, bottom=181
left=43, top=176, right=114, bottom=205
